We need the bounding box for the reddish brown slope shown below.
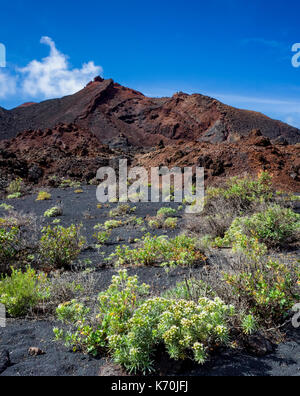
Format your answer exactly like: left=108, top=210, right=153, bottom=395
left=0, top=77, right=299, bottom=145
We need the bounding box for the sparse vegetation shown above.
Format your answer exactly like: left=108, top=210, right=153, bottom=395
left=39, top=225, right=86, bottom=269
left=111, top=234, right=206, bottom=269
left=215, top=205, right=300, bottom=250
left=0, top=267, right=49, bottom=317
left=109, top=204, right=136, bottom=217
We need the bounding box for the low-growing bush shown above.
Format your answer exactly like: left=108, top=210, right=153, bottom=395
left=0, top=267, right=49, bottom=317
left=7, top=192, right=22, bottom=200
left=59, top=179, right=81, bottom=189
left=215, top=205, right=300, bottom=250
left=111, top=234, right=206, bottom=269
left=39, top=224, right=86, bottom=269
left=104, top=220, right=123, bottom=230
left=93, top=230, right=111, bottom=247
left=54, top=270, right=149, bottom=355
left=36, top=191, right=51, bottom=201
left=6, top=178, right=23, bottom=196
left=190, top=250, right=300, bottom=328
left=109, top=204, right=136, bottom=218
left=54, top=270, right=234, bottom=373
left=163, top=217, right=178, bottom=229
left=0, top=213, right=38, bottom=274
left=157, top=207, right=177, bottom=219
left=223, top=256, right=300, bottom=325
left=44, top=206, right=63, bottom=218
left=186, top=172, right=275, bottom=239
left=148, top=218, right=161, bottom=229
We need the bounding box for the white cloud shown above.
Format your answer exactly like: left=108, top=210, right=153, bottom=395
left=0, top=69, right=17, bottom=98
left=17, top=36, right=103, bottom=98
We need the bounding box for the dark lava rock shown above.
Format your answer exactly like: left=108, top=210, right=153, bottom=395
left=244, top=334, right=274, bottom=357
left=28, top=165, right=44, bottom=183
left=272, top=136, right=289, bottom=146
left=0, top=350, right=10, bottom=374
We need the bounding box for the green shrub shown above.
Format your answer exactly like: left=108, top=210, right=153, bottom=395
left=44, top=206, right=63, bottom=218
left=36, top=191, right=51, bottom=201
left=109, top=204, right=135, bottom=217
left=54, top=270, right=234, bottom=373
left=59, top=179, right=81, bottom=189
left=206, top=172, right=273, bottom=209
left=7, top=192, right=21, bottom=200
left=0, top=267, right=49, bottom=317
left=157, top=207, right=177, bottom=218
left=93, top=230, right=111, bottom=247
left=6, top=178, right=23, bottom=195
left=0, top=226, right=20, bottom=267
left=112, top=234, right=206, bottom=269
left=0, top=214, right=39, bottom=274
left=104, top=220, right=123, bottom=230
left=216, top=205, right=300, bottom=250
left=112, top=297, right=234, bottom=373
left=147, top=219, right=161, bottom=229
left=163, top=217, right=178, bottom=229
left=54, top=270, right=149, bottom=355
left=223, top=257, right=300, bottom=324
left=39, top=224, right=86, bottom=269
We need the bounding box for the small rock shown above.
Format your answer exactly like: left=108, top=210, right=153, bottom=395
left=128, top=237, right=135, bottom=244
left=28, top=347, right=46, bottom=357
left=99, top=362, right=129, bottom=377
left=245, top=334, right=274, bottom=357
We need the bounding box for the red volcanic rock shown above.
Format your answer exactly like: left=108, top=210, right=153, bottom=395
left=134, top=136, right=300, bottom=192
left=0, top=78, right=299, bottom=145
left=0, top=124, right=114, bottom=185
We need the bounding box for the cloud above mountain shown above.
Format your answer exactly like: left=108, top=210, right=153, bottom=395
left=1, top=36, right=102, bottom=100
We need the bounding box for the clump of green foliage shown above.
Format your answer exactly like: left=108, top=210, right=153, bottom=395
left=44, top=206, right=63, bottom=218
left=104, top=220, right=123, bottom=230
left=215, top=205, right=300, bottom=250
left=6, top=178, right=23, bottom=196
left=0, top=267, right=49, bottom=317
left=109, top=204, right=136, bottom=218
left=59, top=179, right=81, bottom=189
left=7, top=193, right=22, bottom=200
left=0, top=226, right=21, bottom=268
left=39, top=224, right=86, bottom=269
left=206, top=172, right=274, bottom=210
left=111, top=234, right=206, bottom=270
left=157, top=207, right=177, bottom=218
left=93, top=230, right=111, bottom=247
left=54, top=270, right=234, bottom=373
left=223, top=256, right=300, bottom=325
left=163, top=217, right=178, bottom=229
left=36, top=191, right=51, bottom=201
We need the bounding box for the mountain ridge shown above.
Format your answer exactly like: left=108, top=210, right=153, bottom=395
left=0, top=77, right=299, bottom=145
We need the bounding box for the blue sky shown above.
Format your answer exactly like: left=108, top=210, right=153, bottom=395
left=1, top=0, right=300, bottom=127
